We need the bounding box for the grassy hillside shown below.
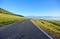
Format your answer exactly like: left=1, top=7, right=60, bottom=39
left=0, top=8, right=25, bottom=27
left=32, top=19, right=60, bottom=39
left=32, top=19, right=60, bottom=33
left=44, top=20, right=60, bottom=26
left=0, top=8, right=24, bottom=17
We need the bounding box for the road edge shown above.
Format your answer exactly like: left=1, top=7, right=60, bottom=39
left=30, top=20, right=53, bottom=39
left=0, top=20, right=25, bottom=29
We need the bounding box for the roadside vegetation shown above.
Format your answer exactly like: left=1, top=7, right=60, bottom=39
left=0, top=8, right=25, bottom=27
left=32, top=19, right=60, bottom=39
left=0, top=13, right=25, bottom=27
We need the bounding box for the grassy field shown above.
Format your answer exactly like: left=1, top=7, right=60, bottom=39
left=0, top=13, right=25, bottom=27
left=32, top=19, right=60, bottom=39
left=32, top=19, right=60, bottom=34
left=0, top=8, right=26, bottom=27
left=45, top=20, right=60, bottom=26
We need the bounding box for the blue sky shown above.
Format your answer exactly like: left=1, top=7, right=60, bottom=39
left=1, top=0, right=60, bottom=16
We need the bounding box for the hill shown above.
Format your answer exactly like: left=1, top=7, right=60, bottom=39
left=27, top=16, right=60, bottom=20
left=0, top=8, right=25, bottom=27
left=0, top=8, right=24, bottom=17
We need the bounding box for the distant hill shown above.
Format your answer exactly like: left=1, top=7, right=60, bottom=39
left=0, top=8, right=24, bottom=17
left=26, top=16, right=60, bottom=20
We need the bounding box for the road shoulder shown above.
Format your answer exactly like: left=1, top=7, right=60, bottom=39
left=30, top=20, right=53, bottom=39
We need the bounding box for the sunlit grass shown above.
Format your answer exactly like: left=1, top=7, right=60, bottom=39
left=0, top=13, right=25, bottom=27
left=32, top=19, right=60, bottom=34
left=46, top=20, right=60, bottom=26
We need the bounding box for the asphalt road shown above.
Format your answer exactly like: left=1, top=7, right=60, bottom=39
left=0, top=20, right=51, bottom=39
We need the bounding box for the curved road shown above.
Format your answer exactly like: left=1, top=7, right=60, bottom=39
left=0, top=20, right=52, bottom=39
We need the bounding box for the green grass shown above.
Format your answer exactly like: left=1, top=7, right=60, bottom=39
left=0, top=8, right=26, bottom=27
left=32, top=19, right=60, bottom=34
left=0, top=13, right=25, bottom=27
left=45, top=20, right=60, bottom=26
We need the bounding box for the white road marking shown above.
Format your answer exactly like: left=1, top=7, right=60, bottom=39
left=22, top=22, right=24, bottom=24
left=31, top=20, right=53, bottom=39
left=7, top=37, right=10, bottom=39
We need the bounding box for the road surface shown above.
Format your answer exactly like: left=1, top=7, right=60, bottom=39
left=0, top=20, right=52, bottom=39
